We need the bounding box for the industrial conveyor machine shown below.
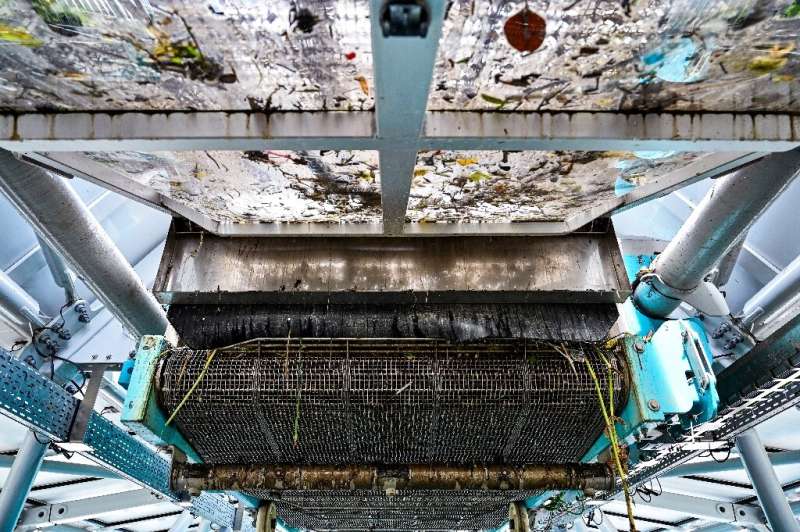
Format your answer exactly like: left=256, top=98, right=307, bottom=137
left=121, top=219, right=719, bottom=531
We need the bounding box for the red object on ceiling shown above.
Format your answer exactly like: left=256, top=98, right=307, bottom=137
left=504, top=8, right=546, bottom=52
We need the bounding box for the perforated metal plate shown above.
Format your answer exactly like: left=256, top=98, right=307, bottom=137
left=0, top=351, right=237, bottom=528
left=0, top=351, right=76, bottom=440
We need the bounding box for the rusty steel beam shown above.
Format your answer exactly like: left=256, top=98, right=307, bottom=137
left=171, top=463, right=614, bottom=494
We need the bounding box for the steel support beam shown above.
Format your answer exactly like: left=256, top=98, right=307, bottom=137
left=17, top=488, right=163, bottom=527
left=633, top=149, right=800, bottom=318
left=424, top=111, right=800, bottom=152
left=736, top=429, right=800, bottom=532
left=0, top=150, right=169, bottom=338
left=739, top=253, right=800, bottom=338
left=169, top=511, right=195, bottom=532
left=0, top=454, right=119, bottom=479
left=1, top=111, right=799, bottom=152
left=369, top=0, right=446, bottom=234
left=0, top=431, right=49, bottom=531
left=665, top=450, right=800, bottom=478
left=627, top=491, right=765, bottom=526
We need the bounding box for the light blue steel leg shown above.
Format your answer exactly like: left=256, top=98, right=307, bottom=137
left=197, top=518, right=213, bottom=532
left=736, top=429, right=800, bottom=532
left=0, top=430, right=49, bottom=531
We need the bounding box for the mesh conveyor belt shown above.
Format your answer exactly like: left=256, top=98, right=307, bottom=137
left=158, top=338, right=626, bottom=530
left=157, top=339, right=627, bottom=465
left=250, top=489, right=545, bottom=530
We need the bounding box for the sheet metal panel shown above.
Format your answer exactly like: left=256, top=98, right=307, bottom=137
left=153, top=220, right=630, bottom=305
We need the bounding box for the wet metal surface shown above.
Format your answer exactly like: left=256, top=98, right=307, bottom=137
left=154, top=220, right=630, bottom=305
left=157, top=339, right=628, bottom=466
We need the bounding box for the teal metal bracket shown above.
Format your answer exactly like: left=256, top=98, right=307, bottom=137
left=121, top=335, right=202, bottom=462
left=582, top=308, right=720, bottom=462
left=122, top=336, right=262, bottom=512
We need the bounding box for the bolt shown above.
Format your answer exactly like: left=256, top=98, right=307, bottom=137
left=648, top=399, right=660, bottom=411
left=633, top=341, right=645, bottom=353
left=724, top=334, right=742, bottom=350
left=712, top=322, right=731, bottom=339
left=75, top=302, right=91, bottom=323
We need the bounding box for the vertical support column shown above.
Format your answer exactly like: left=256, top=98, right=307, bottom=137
left=370, top=0, right=446, bottom=234
left=0, top=431, right=49, bottom=531
left=736, top=429, right=800, bottom=532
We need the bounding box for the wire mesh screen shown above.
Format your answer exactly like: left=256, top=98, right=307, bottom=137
left=157, top=338, right=626, bottom=530
left=250, top=489, right=545, bottom=530
left=157, top=339, right=627, bottom=465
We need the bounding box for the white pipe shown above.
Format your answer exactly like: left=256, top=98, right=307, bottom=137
left=740, top=253, right=800, bottom=333
left=0, top=150, right=169, bottom=338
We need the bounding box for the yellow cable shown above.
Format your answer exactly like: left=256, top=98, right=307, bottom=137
left=585, top=351, right=637, bottom=532
left=165, top=349, right=217, bottom=426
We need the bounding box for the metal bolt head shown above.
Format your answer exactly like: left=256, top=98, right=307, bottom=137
left=633, top=341, right=645, bottom=353
left=648, top=399, right=660, bottom=411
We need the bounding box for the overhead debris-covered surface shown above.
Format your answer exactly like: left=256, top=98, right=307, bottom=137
left=85, top=150, right=381, bottom=223
left=408, top=150, right=698, bottom=223
left=0, top=0, right=373, bottom=111
left=79, top=149, right=694, bottom=225
left=429, top=0, right=800, bottom=112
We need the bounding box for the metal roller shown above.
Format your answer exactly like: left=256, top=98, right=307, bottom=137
left=172, top=462, right=615, bottom=493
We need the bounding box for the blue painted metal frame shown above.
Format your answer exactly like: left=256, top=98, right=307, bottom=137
left=579, top=256, right=719, bottom=463
left=120, top=335, right=202, bottom=462
left=122, top=335, right=262, bottom=512
left=0, top=349, right=238, bottom=528
left=521, top=254, right=721, bottom=520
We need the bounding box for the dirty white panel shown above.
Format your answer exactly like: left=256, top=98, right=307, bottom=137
left=0, top=0, right=373, bottom=111
left=430, top=0, right=800, bottom=112
left=85, top=150, right=382, bottom=224
left=407, top=149, right=699, bottom=223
